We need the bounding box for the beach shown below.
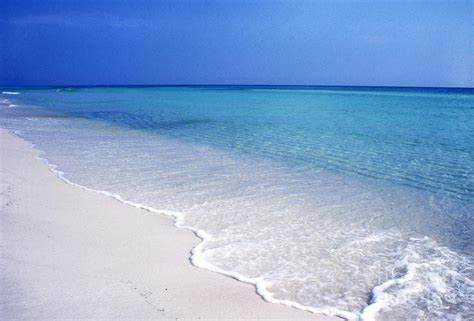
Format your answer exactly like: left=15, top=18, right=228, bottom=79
left=1, top=86, right=472, bottom=320
left=2, top=1, right=472, bottom=319
left=0, top=128, right=338, bottom=320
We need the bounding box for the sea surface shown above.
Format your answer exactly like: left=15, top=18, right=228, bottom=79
left=1, top=86, right=473, bottom=320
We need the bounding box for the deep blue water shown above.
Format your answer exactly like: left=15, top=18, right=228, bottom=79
left=1, top=86, right=473, bottom=320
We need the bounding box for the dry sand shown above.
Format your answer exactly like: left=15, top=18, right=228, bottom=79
left=0, top=129, right=337, bottom=320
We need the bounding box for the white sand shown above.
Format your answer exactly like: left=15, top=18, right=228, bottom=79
left=0, top=129, right=338, bottom=320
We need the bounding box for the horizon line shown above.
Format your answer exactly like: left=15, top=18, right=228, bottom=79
left=1, top=84, right=473, bottom=90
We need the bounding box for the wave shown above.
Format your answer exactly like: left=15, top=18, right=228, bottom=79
left=7, top=128, right=472, bottom=321
left=0, top=99, right=17, bottom=108
left=9, top=129, right=354, bottom=320
left=2, top=91, right=20, bottom=95
left=56, top=88, right=79, bottom=92
left=360, top=237, right=473, bottom=320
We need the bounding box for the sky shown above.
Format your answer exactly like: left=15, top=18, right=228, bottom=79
left=0, top=0, right=473, bottom=87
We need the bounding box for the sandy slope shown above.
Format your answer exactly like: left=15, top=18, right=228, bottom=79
left=0, top=129, right=337, bottom=320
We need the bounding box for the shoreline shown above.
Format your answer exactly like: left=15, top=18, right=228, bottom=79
left=0, top=128, right=338, bottom=320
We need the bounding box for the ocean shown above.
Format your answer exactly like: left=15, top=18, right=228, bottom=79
left=1, top=86, right=473, bottom=320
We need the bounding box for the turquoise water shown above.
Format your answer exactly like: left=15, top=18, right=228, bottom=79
left=1, top=86, right=473, bottom=320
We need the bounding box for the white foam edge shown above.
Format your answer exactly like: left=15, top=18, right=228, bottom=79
left=2, top=91, right=20, bottom=95
left=360, top=246, right=473, bottom=321
left=359, top=262, right=420, bottom=321
left=8, top=128, right=363, bottom=321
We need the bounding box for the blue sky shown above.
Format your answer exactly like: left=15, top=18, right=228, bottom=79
left=1, top=0, right=472, bottom=87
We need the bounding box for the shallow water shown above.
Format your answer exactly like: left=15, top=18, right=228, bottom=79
left=1, top=86, right=473, bottom=320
